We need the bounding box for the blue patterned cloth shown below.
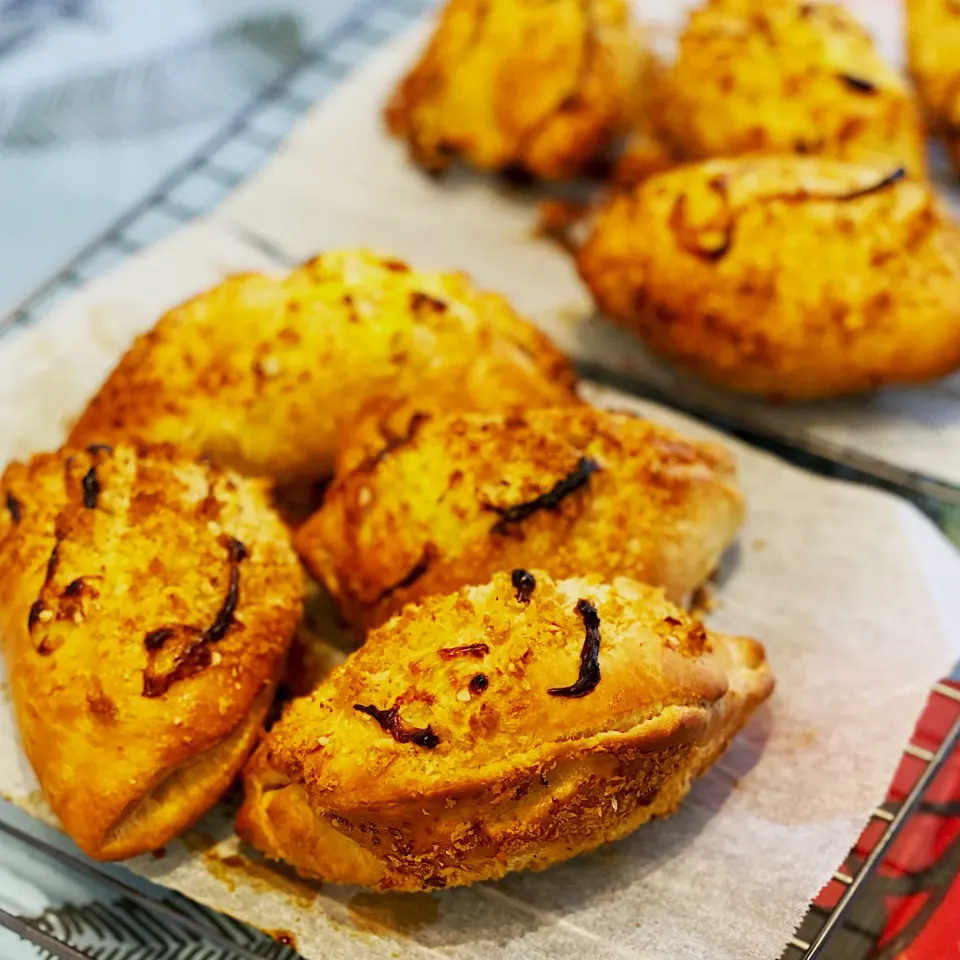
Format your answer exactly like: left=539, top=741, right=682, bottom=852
left=0, top=0, right=357, bottom=315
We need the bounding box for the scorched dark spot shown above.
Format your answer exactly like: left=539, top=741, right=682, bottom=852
left=548, top=599, right=602, bottom=698
left=834, top=167, right=905, bottom=202
left=838, top=73, right=877, bottom=94
left=487, top=457, right=600, bottom=535
left=438, top=642, right=489, bottom=659
left=5, top=491, right=22, bottom=524
left=372, top=545, right=435, bottom=605
left=141, top=536, right=247, bottom=697
left=82, top=467, right=100, bottom=509
left=353, top=703, right=439, bottom=748
left=511, top=568, right=536, bottom=603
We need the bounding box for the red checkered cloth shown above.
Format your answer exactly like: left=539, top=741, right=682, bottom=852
left=811, top=681, right=960, bottom=959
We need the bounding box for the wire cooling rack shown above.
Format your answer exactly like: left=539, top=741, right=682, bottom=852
left=0, top=0, right=959, bottom=957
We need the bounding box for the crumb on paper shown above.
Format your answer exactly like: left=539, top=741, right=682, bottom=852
left=557, top=303, right=591, bottom=329
left=690, top=582, right=716, bottom=616
left=534, top=200, right=589, bottom=256
left=204, top=853, right=237, bottom=893
left=264, top=929, right=298, bottom=950
left=347, top=892, right=441, bottom=937
left=753, top=538, right=768, bottom=551
left=23, top=788, right=54, bottom=820
left=203, top=849, right=319, bottom=907
left=182, top=831, right=218, bottom=854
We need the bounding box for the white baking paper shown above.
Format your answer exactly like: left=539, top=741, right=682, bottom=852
left=1, top=4, right=960, bottom=958
left=207, top=2, right=960, bottom=488
left=1, top=232, right=959, bottom=957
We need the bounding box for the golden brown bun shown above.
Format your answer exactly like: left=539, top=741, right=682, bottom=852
left=907, top=0, right=960, bottom=174
left=615, top=0, right=926, bottom=184
left=68, top=251, right=578, bottom=480
left=578, top=156, right=960, bottom=400
left=0, top=444, right=303, bottom=859
left=237, top=571, right=774, bottom=890
left=297, top=407, right=743, bottom=631
left=385, top=0, right=642, bottom=180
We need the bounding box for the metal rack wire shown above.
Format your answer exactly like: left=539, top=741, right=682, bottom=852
left=784, top=682, right=960, bottom=959
left=0, top=0, right=958, bottom=957
left=0, top=810, right=292, bottom=960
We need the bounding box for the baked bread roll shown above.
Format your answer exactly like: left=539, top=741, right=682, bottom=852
left=297, top=407, right=744, bottom=631
left=578, top=156, right=960, bottom=399
left=238, top=570, right=774, bottom=890
left=0, top=444, right=303, bottom=860
left=68, top=250, right=578, bottom=480
left=907, top=0, right=960, bottom=175
left=616, top=0, right=926, bottom=184
left=385, top=0, right=642, bottom=179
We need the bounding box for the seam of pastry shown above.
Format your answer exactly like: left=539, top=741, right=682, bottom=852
left=292, top=700, right=713, bottom=811
left=99, top=684, right=274, bottom=859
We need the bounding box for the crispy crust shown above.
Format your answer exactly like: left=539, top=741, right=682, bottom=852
left=298, top=407, right=744, bottom=630
left=334, top=369, right=585, bottom=477
left=620, top=0, right=926, bottom=182
left=907, top=0, right=960, bottom=175
left=578, top=156, right=960, bottom=399
left=237, top=571, right=774, bottom=890
left=385, top=0, right=642, bottom=179
left=0, top=445, right=303, bottom=859
left=68, top=251, right=578, bottom=480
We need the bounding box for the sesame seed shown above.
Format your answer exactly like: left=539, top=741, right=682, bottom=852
left=260, top=355, right=282, bottom=377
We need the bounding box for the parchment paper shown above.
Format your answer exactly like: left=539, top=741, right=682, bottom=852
left=1, top=4, right=959, bottom=958
left=207, top=1, right=960, bottom=488
left=0, top=221, right=958, bottom=957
